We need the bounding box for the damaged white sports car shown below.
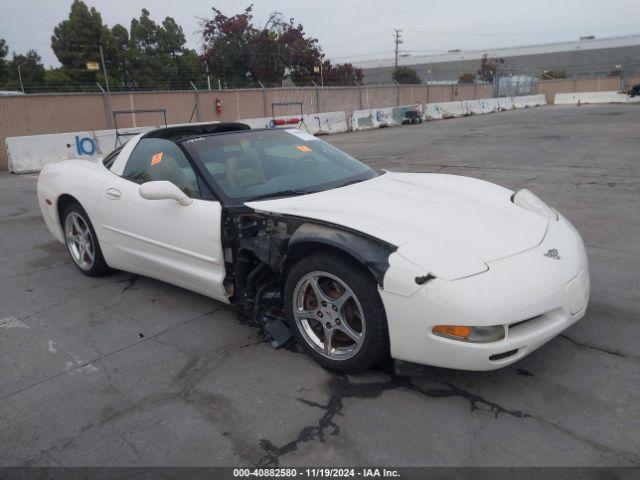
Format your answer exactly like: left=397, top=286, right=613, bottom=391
left=37, top=123, right=589, bottom=372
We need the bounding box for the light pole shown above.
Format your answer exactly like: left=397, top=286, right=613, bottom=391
left=314, top=64, right=323, bottom=87
left=98, top=45, right=112, bottom=127
left=17, top=64, right=24, bottom=93
left=99, top=45, right=110, bottom=95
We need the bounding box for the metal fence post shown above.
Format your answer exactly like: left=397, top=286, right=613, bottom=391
left=316, top=85, right=321, bottom=113
left=620, top=66, right=627, bottom=92
left=258, top=81, right=268, bottom=117
left=97, top=82, right=113, bottom=129
left=190, top=81, right=201, bottom=122
left=392, top=80, right=400, bottom=106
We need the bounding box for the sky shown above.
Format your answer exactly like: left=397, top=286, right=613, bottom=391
left=1, top=0, right=639, bottom=68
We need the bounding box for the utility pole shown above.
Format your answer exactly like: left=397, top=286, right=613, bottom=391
left=17, top=65, right=24, bottom=93
left=99, top=45, right=113, bottom=128
left=393, top=29, right=403, bottom=70
left=99, top=45, right=110, bottom=94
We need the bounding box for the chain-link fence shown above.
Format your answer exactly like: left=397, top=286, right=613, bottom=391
left=0, top=82, right=502, bottom=169
left=2, top=76, right=638, bottom=170
left=497, top=75, right=537, bottom=97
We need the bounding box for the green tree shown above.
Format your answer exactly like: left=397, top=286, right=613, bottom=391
left=458, top=72, right=475, bottom=84
left=0, top=41, right=46, bottom=92
left=477, top=53, right=497, bottom=83
left=201, top=5, right=255, bottom=87
left=277, top=16, right=323, bottom=86
left=201, top=5, right=336, bottom=87
left=158, top=17, right=186, bottom=59
left=110, top=24, right=131, bottom=85
left=0, top=38, right=9, bottom=86
left=130, top=9, right=157, bottom=50
left=127, top=9, right=200, bottom=88
left=43, top=68, right=74, bottom=91
left=393, top=66, right=421, bottom=84
left=10, top=50, right=46, bottom=91
left=542, top=69, right=567, bottom=79
left=176, top=49, right=202, bottom=83
left=322, top=61, right=363, bottom=86
left=51, top=0, right=114, bottom=86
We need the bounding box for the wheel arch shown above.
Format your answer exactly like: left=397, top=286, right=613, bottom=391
left=56, top=193, right=82, bottom=226
left=284, top=223, right=396, bottom=288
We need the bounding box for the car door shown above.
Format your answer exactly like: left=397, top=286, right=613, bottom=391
left=98, top=137, right=228, bottom=302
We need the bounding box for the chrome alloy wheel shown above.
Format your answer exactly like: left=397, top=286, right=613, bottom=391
left=292, top=271, right=366, bottom=361
left=64, top=212, right=95, bottom=270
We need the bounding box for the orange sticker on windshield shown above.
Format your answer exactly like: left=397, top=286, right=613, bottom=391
left=151, top=152, right=163, bottom=165
left=296, top=145, right=312, bottom=152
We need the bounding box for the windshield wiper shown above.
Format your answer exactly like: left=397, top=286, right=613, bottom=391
left=245, top=189, right=308, bottom=202
left=338, top=178, right=367, bottom=188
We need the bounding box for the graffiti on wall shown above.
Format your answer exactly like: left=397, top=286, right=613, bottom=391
left=73, top=135, right=99, bottom=156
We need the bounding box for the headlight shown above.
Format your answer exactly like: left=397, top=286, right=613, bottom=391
left=511, top=189, right=558, bottom=221
left=432, top=325, right=505, bottom=343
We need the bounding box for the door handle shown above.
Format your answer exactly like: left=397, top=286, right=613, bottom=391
left=105, top=188, right=121, bottom=199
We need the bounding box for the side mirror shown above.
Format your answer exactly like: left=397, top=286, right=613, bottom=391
left=139, top=181, right=193, bottom=206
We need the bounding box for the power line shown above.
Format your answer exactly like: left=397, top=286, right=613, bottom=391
left=403, top=28, right=640, bottom=38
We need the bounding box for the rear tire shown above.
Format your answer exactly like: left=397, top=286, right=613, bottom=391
left=62, top=203, right=110, bottom=277
left=284, top=251, right=389, bottom=373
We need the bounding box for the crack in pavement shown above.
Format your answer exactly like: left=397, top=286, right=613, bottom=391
left=560, top=334, right=636, bottom=359
left=257, top=371, right=640, bottom=467
left=118, top=275, right=139, bottom=294
left=257, top=374, right=530, bottom=467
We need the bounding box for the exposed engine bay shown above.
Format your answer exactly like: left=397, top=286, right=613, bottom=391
left=221, top=208, right=396, bottom=347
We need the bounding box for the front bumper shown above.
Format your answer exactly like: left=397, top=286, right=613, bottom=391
left=381, top=214, right=589, bottom=370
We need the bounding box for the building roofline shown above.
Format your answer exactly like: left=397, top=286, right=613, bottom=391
left=354, top=33, right=640, bottom=69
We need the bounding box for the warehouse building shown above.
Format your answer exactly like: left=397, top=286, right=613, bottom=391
left=357, top=34, right=640, bottom=84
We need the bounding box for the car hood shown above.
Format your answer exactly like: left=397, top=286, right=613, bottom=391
left=246, top=172, right=548, bottom=280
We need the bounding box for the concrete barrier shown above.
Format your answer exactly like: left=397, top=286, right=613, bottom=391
left=6, top=96, right=546, bottom=173
left=6, top=121, right=219, bottom=174
left=422, top=95, right=545, bottom=121
left=554, top=91, right=640, bottom=105
left=5, top=113, right=348, bottom=173
left=351, top=105, right=423, bottom=130
left=6, top=126, right=152, bottom=174
left=241, top=111, right=349, bottom=135
left=512, top=94, right=546, bottom=108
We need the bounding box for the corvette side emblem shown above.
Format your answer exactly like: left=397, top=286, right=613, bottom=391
left=544, top=248, right=561, bottom=260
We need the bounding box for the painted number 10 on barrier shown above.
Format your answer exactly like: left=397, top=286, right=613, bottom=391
left=75, top=135, right=97, bottom=156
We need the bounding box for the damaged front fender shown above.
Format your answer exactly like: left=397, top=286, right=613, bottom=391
left=286, top=222, right=396, bottom=287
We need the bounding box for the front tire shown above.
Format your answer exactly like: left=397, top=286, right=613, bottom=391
left=62, top=203, right=110, bottom=277
left=284, top=252, right=389, bottom=372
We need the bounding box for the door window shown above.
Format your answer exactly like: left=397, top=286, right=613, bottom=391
left=123, top=138, right=201, bottom=199
left=102, top=145, right=124, bottom=170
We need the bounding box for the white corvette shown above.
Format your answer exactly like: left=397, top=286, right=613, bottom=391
left=37, top=123, right=589, bottom=372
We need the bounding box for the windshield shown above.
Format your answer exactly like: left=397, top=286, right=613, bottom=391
left=180, top=129, right=377, bottom=201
